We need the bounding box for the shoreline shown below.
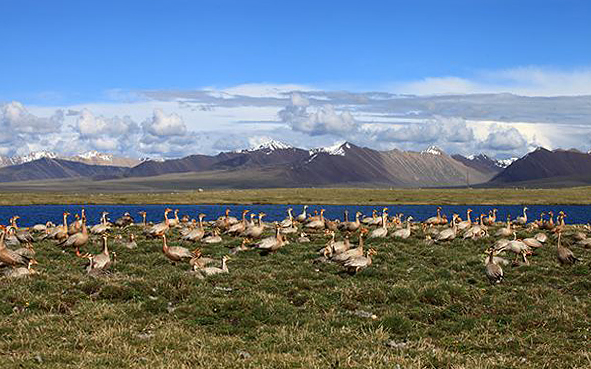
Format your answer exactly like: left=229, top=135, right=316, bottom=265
left=1, top=187, right=591, bottom=205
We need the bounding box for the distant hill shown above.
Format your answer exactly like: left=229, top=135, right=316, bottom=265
left=489, top=148, right=591, bottom=186
left=0, top=150, right=140, bottom=168
left=0, top=158, right=127, bottom=183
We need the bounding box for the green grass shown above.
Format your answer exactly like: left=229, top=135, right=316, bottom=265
left=2, top=186, right=591, bottom=205
left=1, top=223, right=589, bottom=368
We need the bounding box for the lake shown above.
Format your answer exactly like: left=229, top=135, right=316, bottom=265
left=0, top=204, right=589, bottom=226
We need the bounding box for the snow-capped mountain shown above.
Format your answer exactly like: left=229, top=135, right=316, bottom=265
left=0, top=151, right=140, bottom=168
left=309, top=142, right=351, bottom=157
left=421, top=146, right=444, bottom=156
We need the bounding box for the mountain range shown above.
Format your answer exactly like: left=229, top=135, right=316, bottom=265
left=0, top=150, right=141, bottom=168
left=0, top=141, right=587, bottom=190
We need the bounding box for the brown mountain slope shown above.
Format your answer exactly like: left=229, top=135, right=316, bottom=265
left=490, top=148, right=591, bottom=184
left=0, top=158, right=127, bottom=183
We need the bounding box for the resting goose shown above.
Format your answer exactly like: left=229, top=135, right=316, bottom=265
left=242, top=213, right=266, bottom=238
left=0, top=226, right=31, bottom=267
left=4, top=259, right=38, bottom=278
left=392, top=216, right=413, bottom=239
left=343, top=248, right=376, bottom=274
left=255, top=223, right=285, bottom=253
left=197, top=256, right=230, bottom=277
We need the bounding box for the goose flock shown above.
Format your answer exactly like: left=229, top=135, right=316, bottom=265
left=0, top=206, right=587, bottom=283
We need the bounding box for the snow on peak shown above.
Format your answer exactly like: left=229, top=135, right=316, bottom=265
left=421, top=146, right=443, bottom=156
left=251, top=139, right=292, bottom=151
left=496, top=157, right=518, bottom=168
left=309, top=142, right=350, bottom=157
left=237, top=139, right=293, bottom=154
left=77, top=151, right=113, bottom=161
left=20, top=151, right=58, bottom=162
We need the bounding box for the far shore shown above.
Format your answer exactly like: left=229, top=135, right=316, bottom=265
left=1, top=187, right=590, bottom=206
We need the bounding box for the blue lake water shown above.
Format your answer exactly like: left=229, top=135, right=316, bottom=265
left=0, top=204, right=589, bottom=226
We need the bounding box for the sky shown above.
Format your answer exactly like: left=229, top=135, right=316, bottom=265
left=1, top=0, right=590, bottom=159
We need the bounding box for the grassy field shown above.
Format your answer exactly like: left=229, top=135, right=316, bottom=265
left=1, top=222, right=589, bottom=368
left=2, top=187, right=591, bottom=205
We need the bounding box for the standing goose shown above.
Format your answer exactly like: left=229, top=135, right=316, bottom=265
left=146, top=208, right=172, bottom=237
left=515, top=207, right=528, bottom=226
left=295, top=205, right=308, bottom=223
left=425, top=207, right=443, bottom=225
left=543, top=211, right=555, bottom=230
left=226, top=210, right=250, bottom=235
left=167, top=209, right=181, bottom=228
left=484, top=209, right=498, bottom=226
left=41, top=212, right=70, bottom=241
left=339, top=212, right=363, bottom=232
left=57, top=216, right=89, bottom=257
left=392, top=216, right=413, bottom=239
left=69, top=209, right=85, bottom=235
left=456, top=209, right=473, bottom=231
left=343, top=248, right=377, bottom=274
left=161, top=234, right=194, bottom=262
left=138, top=211, right=148, bottom=227
left=369, top=211, right=389, bottom=238
left=280, top=208, right=295, bottom=228
left=556, top=231, right=578, bottom=265
left=484, top=248, right=503, bottom=284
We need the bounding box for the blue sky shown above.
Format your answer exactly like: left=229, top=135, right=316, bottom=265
left=0, top=0, right=590, bottom=159
left=3, top=0, right=590, bottom=103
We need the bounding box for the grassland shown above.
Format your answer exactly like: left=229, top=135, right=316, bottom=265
left=0, top=223, right=589, bottom=368
left=2, top=186, right=591, bottom=205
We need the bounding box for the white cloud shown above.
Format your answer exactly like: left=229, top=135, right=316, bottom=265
left=142, top=109, right=187, bottom=137
left=393, top=67, right=591, bottom=96
left=483, top=125, right=528, bottom=151
left=279, top=103, right=358, bottom=136
left=74, top=109, right=138, bottom=137
left=1, top=101, right=63, bottom=134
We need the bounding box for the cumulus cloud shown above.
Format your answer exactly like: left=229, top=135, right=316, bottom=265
left=74, top=109, right=138, bottom=138
left=483, top=126, right=528, bottom=151
left=1, top=101, right=63, bottom=134
left=141, top=109, right=187, bottom=137
left=279, top=100, right=358, bottom=137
